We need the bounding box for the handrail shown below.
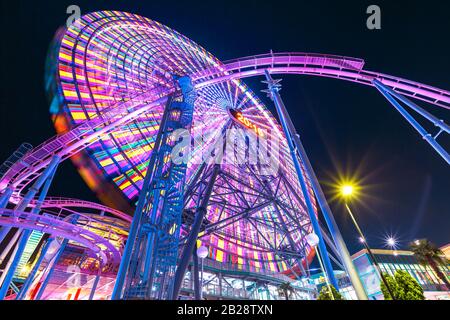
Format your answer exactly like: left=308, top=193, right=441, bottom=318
left=0, top=208, right=121, bottom=265
left=192, top=52, right=450, bottom=109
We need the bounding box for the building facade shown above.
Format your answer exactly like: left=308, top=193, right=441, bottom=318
left=352, top=246, right=450, bottom=300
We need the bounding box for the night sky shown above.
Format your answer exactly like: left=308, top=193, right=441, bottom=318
left=1, top=0, right=449, bottom=255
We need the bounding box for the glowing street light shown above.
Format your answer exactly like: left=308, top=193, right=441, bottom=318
left=338, top=181, right=397, bottom=300
left=341, top=184, right=354, bottom=197
left=386, top=237, right=397, bottom=248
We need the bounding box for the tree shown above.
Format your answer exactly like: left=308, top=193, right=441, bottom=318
left=317, top=285, right=344, bottom=300
left=379, top=273, right=397, bottom=300
left=380, top=271, right=425, bottom=300
left=278, top=282, right=294, bottom=300
left=409, top=239, right=450, bottom=290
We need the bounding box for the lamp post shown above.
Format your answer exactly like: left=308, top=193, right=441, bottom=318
left=197, top=246, right=208, bottom=300
left=386, top=237, right=398, bottom=256
left=386, top=237, right=396, bottom=248
left=306, top=233, right=334, bottom=300
left=340, top=184, right=396, bottom=300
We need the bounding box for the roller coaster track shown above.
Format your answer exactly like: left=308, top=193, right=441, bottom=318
left=1, top=52, right=449, bottom=196
left=0, top=91, right=172, bottom=198
left=36, top=197, right=132, bottom=223
left=0, top=52, right=448, bottom=269
left=0, top=208, right=121, bottom=265
left=194, top=52, right=450, bottom=108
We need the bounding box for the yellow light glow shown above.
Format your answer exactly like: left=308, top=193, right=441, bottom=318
left=20, top=265, right=31, bottom=275
left=341, top=185, right=354, bottom=197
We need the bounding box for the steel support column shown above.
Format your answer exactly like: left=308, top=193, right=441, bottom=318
left=15, top=237, right=54, bottom=300
left=0, top=155, right=61, bottom=247
left=263, top=70, right=339, bottom=290
left=33, top=214, right=79, bottom=300
left=88, top=272, right=101, bottom=300
left=264, top=181, right=308, bottom=277
left=34, top=241, right=68, bottom=300
left=0, top=156, right=60, bottom=299
left=114, top=77, right=196, bottom=300
left=111, top=97, right=173, bottom=299
left=281, top=160, right=367, bottom=299
left=218, top=272, right=222, bottom=298
left=262, top=81, right=364, bottom=294
left=374, top=81, right=450, bottom=135
left=34, top=237, right=71, bottom=299
left=0, top=232, right=29, bottom=299
left=171, top=164, right=220, bottom=299
left=192, top=250, right=201, bottom=299
left=373, top=79, right=450, bottom=165
left=0, top=187, right=13, bottom=208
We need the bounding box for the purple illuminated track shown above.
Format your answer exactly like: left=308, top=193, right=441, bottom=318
left=0, top=11, right=448, bottom=280
left=196, top=52, right=450, bottom=108
left=2, top=52, right=448, bottom=195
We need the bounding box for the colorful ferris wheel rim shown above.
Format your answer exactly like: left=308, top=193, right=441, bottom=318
left=47, top=11, right=316, bottom=274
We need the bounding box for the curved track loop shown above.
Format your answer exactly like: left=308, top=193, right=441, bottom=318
left=36, top=197, right=132, bottom=223
left=0, top=92, right=171, bottom=197
left=0, top=209, right=122, bottom=265
left=0, top=52, right=448, bottom=269
left=194, top=52, right=450, bottom=109
left=1, top=52, right=449, bottom=196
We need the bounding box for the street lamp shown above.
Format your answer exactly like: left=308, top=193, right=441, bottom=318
left=339, top=183, right=397, bottom=300
left=386, top=237, right=396, bottom=248
left=197, top=246, right=208, bottom=300
left=385, top=237, right=398, bottom=256
left=341, top=185, right=354, bottom=197
left=386, top=237, right=398, bottom=250
left=306, top=233, right=335, bottom=300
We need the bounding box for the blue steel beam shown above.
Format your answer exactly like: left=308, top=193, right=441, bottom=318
left=373, top=80, right=450, bottom=165
left=192, top=247, right=201, bottom=299
left=34, top=215, right=79, bottom=300
left=111, top=96, right=173, bottom=299
left=376, top=81, right=450, bottom=135
left=15, top=237, right=54, bottom=300
left=34, top=238, right=69, bottom=300
left=279, top=137, right=368, bottom=299
left=114, top=77, right=196, bottom=300
left=171, top=164, right=220, bottom=299
left=263, top=70, right=339, bottom=290
left=0, top=156, right=60, bottom=299
left=0, top=187, right=13, bottom=209
left=88, top=273, right=101, bottom=300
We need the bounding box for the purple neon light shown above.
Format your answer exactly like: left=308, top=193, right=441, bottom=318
left=1, top=11, right=448, bottom=274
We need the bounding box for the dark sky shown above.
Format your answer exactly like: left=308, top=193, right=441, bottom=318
left=0, top=0, right=449, bottom=255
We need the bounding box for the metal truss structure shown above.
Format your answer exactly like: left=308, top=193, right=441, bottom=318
left=113, top=77, right=196, bottom=299
left=0, top=11, right=448, bottom=300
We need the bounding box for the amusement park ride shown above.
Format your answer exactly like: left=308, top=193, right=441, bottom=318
left=0, top=11, right=448, bottom=300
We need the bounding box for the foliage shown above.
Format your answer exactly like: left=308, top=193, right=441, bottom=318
left=380, top=271, right=425, bottom=300
left=409, top=239, right=450, bottom=290
left=380, top=272, right=397, bottom=300
left=410, top=239, right=448, bottom=266
left=317, top=284, right=344, bottom=300
left=278, top=282, right=294, bottom=300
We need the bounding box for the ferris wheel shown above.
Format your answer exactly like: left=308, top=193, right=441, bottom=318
left=0, top=10, right=448, bottom=300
